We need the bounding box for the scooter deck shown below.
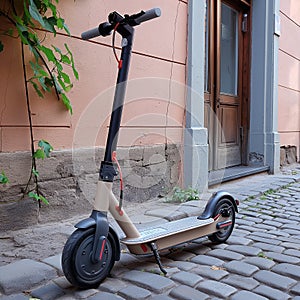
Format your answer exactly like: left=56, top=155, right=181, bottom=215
left=121, top=216, right=214, bottom=245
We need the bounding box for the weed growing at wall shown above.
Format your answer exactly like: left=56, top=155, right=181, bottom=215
left=166, top=186, right=200, bottom=203
left=0, top=0, right=78, bottom=205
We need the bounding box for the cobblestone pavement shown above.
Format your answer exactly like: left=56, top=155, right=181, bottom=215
left=0, top=165, right=300, bottom=299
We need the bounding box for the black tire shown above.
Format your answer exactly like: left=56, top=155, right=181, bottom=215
left=208, top=198, right=235, bottom=244
left=62, top=227, right=116, bottom=289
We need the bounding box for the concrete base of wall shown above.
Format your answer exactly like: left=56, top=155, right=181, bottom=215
left=0, top=144, right=181, bottom=231
left=280, top=145, right=298, bottom=166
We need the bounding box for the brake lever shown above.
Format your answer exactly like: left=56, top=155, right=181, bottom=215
left=123, top=11, right=145, bottom=26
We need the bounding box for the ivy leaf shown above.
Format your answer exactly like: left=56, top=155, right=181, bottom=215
left=38, top=76, right=51, bottom=92
left=28, top=192, right=49, bottom=205
left=61, top=55, right=71, bottom=64
left=29, top=61, right=48, bottom=77
left=38, top=140, right=53, bottom=158
left=34, top=148, right=46, bottom=159
left=63, top=23, right=70, bottom=36
left=23, top=1, right=35, bottom=26
left=0, top=41, right=3, bottom=53
left=40, top=46, right=56, bottom=63
left=61, top=93, right=73, bottom=114
left=57, top=18, right=64, bottom=29
left=39, top=195, right=49, bottom=205
left=28, top=191, right=40, bottom=201
left=0, top=171, right=9, bottom=184
left=30, top=80, right=44, bottom=98
left=29, top=0, right=46, bottom=27
left=65, top=43, right=79, bottom=80
left=43, top=17, right=56, bottom=33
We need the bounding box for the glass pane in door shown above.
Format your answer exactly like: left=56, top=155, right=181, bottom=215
left=220, top=3, right=238, bottom=96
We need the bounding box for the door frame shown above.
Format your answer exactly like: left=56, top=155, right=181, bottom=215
left=205, top=0, right=251, bottom=170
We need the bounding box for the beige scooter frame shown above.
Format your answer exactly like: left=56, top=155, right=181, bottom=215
left=94, top=181, right=236, bottom=256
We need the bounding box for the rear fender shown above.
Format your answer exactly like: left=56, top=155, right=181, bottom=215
left=198, top=191, right=238, bottom=220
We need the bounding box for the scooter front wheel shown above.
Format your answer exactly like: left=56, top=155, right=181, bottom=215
left=208, top=198, right=235, bottom=244
left=62, top=227, right=115, bottom=289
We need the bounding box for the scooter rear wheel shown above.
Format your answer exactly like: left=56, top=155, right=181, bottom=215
left=62, top=227, right=115, bottom=289
left=208, top=198, right=235, bottom=244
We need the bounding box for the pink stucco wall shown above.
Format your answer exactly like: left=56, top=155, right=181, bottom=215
left=0, top=0, right=187, bottom=152
left=278, top=0, right=300, bottom=157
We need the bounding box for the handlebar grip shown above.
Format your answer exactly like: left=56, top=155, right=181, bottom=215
left=81, top=27, right=100, bottom=40
left=135, top=8, right=161, bottom=24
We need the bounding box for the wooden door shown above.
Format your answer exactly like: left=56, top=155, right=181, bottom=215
left=205, top=0, right=251, bottom=170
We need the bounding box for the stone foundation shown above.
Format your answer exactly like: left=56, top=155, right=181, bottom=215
left=280, top=145, right=298, bottom=166
left=0, top=144, right=181, bottom=231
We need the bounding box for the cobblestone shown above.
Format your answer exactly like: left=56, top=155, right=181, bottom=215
left=231, top=291, right=268, bottom=300
left=74, top=289, right=99, bottom=299
left=264, top=251, right=300, bottom=264
left=253, top=223, right=277, bottom=230
left=87, top=292, right=125, bottom=300
left=222, top=274, right=259, bottom=290
left=272, top=263, right=300, bottom=280
left=197, top=280, right=237, bottom=298
left=254, top=270, right=297, bottom=290
left=150, top=295, right=173, bottom=300
left=279, top=242, right=300, bottom=249
left=252, top=242, right=285, bottom=253
left=0, top=259, right=57, bottom=295
left=207, top=249, right=245, bottom=261
left=30, top=283, right=65, bottom=300
left=122, top=270, right=175, bottom=293
left=170, top=285, right=209, bottom=300
left=291, top=283, right=300, bottom=296
left=226, top=236, right=252, bottom=245
left=118, top=285, right=152, bottom=300
left=0, top=295, right=29, bottom=300
left=243, top=256, right=276, bottom=269
left=283, top=249, right=300, bottom=258
left=194, top=265, right=228, bottom=280
left=225, top=245, right=261, bottom=256
left=190, top=255, right=225, bottom=267
left=98, top=278, right=128, bottom=294
left=253, top=285, right=292, bottom=300
left=238, top=225, right=266, bottom=232
left=170, top=271, right=203, bottom=287
left=165, top=261, right=197, bottom=271
left=246, top=235, right=282, bottom=245
left=224, top=260, right=259, bottom=276
left=249, top=231, right=277, bottom=239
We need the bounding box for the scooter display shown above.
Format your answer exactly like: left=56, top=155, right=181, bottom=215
left=62, top=8, right=238, bottom=289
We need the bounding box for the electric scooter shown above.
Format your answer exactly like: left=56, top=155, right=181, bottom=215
left=62, top=8, right=239, bottom=289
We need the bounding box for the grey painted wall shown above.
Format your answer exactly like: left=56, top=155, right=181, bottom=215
left=249, top=0, right=280, bottom=173
left=184, top=0, right=208, bottom=191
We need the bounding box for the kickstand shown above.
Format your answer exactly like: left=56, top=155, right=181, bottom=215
left=149, top=242, right=167, bottom=276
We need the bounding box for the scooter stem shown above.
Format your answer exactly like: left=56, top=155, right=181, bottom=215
left=101, top=21, right=134, bottom=182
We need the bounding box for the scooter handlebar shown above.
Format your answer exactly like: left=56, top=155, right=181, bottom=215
left=81, top=8, right=161, bottom=40
left=135, top=8, right=161, bottom=24
left=81, top=27, right=100, bottom=40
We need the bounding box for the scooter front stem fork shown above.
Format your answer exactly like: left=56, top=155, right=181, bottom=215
left=149, top=242, right=167, bottom=275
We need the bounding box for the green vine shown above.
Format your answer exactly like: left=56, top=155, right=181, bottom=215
left=0, top=0, right=78, bottom=205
